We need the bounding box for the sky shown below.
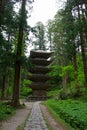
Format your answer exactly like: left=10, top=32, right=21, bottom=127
left=28, top=0, right=66, bottom=27
left=26, top=0, right=66, bottom=55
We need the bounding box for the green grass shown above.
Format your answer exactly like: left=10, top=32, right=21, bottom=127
left=45, top=99, right=87, bottom=130
left=0, top=101, right=15, bottom=121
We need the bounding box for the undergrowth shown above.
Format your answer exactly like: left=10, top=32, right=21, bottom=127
left=0, top=101, right=15, bottom=121
left=45, top=99, right=87, bottom=130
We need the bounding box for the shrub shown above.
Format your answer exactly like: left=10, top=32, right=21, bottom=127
left=0, top=102, right=15, bottom=121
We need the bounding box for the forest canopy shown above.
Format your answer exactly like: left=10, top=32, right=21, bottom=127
left=0, top=0, right=87, bottom=106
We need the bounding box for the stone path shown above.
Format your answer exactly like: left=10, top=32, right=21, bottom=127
left=24, top=102, right=48, bottom=130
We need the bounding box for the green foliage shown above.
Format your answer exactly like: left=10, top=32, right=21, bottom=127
left=76, top=56, right=85, bottom=87
left=47, top=64, right=85, bottom=100
left=0, top=102, right=15, bottom=121
left=77, top=71, right=85, bottom=88
left=20, top=79, right=32, bottom=97
left=48, top=65, right=62, bottom=76
left=22, top=79, right=32, bottom=86
left=20, top=87, right=32, bottom=97
left=45, top=99, right=87, bottom=130
left=32, top=21, right=46, bottom=50
left=47, top=87, right=61, bottom=98
left=46, top=0, right=87, bottom=86
left=0, top=0, right=19, bottom=99
left=48, top=65, right=62, bottom=85
left=61, top=65, right=74, bottom=81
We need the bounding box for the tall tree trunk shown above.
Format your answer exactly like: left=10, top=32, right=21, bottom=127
left=1, top=66, right=10, bottom=99
left=12, top=0, right=26, bottom=106
left=72, top=49, right=79, bottom=90
left=83, top=1, right=87, bottom=48
left=1, top=75, right=6, bottom=99
left=73, top=43, right=77, bottom=79
left=0, top=0, right=7, bottom=26
left=6, top=72, right=10, bottom=98
left=73, top=53, right=77, bottom=76
left=77, top=5, right=87, bottom=82
left=62, top=75, right=67, bottom=93
left=0, top=0, right=7, bottom=12
left=49, top=33, right=52, bottom=51
left=84, top=0, right=87, bottom=11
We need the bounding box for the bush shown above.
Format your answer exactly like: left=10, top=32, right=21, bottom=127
left=20, top=79, right=32, bottom=98
left=48, top=65, right=62, bottom=85
left=0, top=102, right=15, bottom=121
left=20, top=87, right=32, bottom=97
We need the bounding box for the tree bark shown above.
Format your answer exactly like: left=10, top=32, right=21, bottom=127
left=12, top=0, right=26, bottom=106
left=84, top=0, right=87, bottom=11
left=62, top=75, right=67, bottom=92
left=1, top=75, right=6, bottom=99
left=73, top=46, right=77, bottom=79
left=0, top=0, right=7, bottom=14
left=0, top=0, right=7, bottom=26
left=73, top=53, right=77, bottom=71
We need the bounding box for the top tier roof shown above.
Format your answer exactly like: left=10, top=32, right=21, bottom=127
left=30, top=50, right=52, bottom=59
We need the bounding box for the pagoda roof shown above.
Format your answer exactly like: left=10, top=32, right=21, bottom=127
left=28, top=74, right=52, bottom=82
left=29, top=66, right=51, bottom=74
left=30, top=50, right=52, bottom=59
left=30, top=58, right=52, bottom=66
left=29, top=82, right=53, bottom=90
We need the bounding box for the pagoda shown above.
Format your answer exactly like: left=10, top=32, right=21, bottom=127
left=28, top=50, right=52, bottom=100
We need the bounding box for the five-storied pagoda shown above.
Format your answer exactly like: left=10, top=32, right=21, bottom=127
left=28, top=50, right=52, bottom=100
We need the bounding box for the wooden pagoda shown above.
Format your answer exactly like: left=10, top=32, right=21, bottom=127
left=28, top=50, right=52, bottom=100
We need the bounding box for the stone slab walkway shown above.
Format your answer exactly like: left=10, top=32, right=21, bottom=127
left=24, top=102, right=48, bottom=130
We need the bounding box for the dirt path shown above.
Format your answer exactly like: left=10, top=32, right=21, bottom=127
left=40, top=103, right=70, bottom=130
left=0, top=101, right=70, bottom=130
left=0, top=102, right=33, bottom=130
